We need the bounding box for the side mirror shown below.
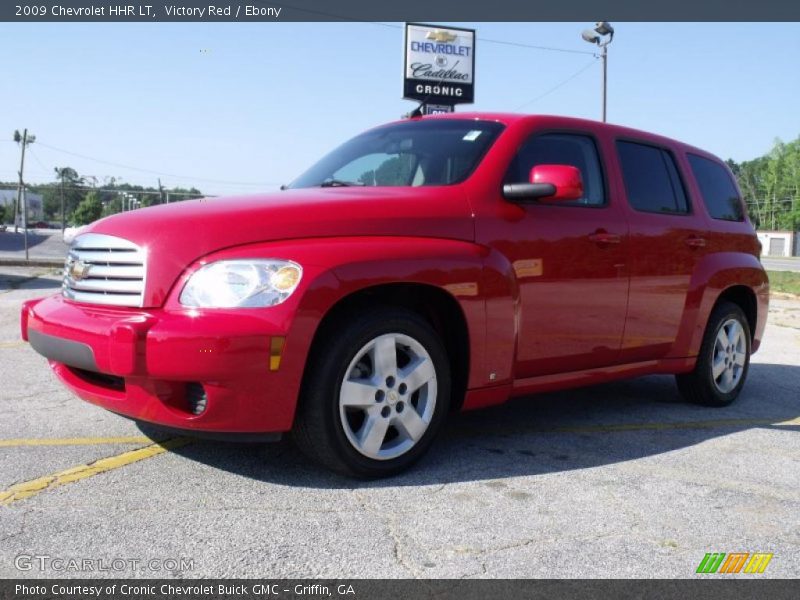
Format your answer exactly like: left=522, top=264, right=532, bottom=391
left=502, top=164, right=584, bottom=203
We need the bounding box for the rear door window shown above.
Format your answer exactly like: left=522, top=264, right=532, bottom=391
left=687, top=154, right=745, bottom=221
left=617, top=141, right=689, bottom=215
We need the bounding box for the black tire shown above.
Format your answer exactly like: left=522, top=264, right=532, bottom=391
left=293, top=307, right=451, bottom=478
left=676, top=301, right=751, bottom=407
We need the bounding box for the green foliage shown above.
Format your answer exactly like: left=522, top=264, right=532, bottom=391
left=42, top=167, right=85, bottom=221
left=70, top=192, right=103, bottom=226
left=0, top=203, right=6, bottom=223
left=728, top=136, right=800, bottom=231
left=24, top=167, right=206, bottom=224
left=103, top=196, right=123, bottom=217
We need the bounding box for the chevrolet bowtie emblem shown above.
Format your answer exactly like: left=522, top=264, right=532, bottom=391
left=426, top=30, right=457, bottom=43
left=68, top=259, right=92, bottom=281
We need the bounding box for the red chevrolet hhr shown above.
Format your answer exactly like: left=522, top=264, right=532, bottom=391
left=22, top=114, right=769, bottom=477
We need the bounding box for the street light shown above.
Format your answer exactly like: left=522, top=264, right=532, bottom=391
left=13, top=129, right=36, bottom=260
left=581, top=21, right=614, bottom=122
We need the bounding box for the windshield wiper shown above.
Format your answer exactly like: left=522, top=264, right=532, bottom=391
left=318, top=179, right=365, bottom=187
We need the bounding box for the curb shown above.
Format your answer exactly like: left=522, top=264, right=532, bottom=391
left=0, top=257, right=65, bottom=268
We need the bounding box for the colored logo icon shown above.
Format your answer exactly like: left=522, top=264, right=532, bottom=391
left=696, top=552, right=773, bottom=574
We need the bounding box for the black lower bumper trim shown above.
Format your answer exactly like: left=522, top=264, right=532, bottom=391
left=132, top=419, right=283, bottom=443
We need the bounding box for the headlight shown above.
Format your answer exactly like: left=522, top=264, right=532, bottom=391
left=179, top=260, right=302, bottom=308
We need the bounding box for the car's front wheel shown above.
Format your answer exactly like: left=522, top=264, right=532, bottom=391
left=676, top=301, right=751, bottom=407
left=293, top=307, right=451, bottom=478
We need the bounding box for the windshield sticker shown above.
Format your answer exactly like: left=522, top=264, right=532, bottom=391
left=463, top=130, right=482, bottom=142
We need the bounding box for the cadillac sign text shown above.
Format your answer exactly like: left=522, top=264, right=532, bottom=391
left=403, top=22, right=476, bottom=106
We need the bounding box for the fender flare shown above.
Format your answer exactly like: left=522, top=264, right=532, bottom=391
left=186, top=236, right=522, bottom=419
left=289, top=236, right=518, bottom=392
left=671, top=252, right=769, bottom=358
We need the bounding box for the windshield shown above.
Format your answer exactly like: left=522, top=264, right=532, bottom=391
left=287, top=119, right=505, bottom=189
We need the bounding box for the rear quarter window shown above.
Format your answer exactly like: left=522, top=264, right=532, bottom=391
left=616, top=141, right=689, bottom=215
left=687, top=154, right=745, bottom=221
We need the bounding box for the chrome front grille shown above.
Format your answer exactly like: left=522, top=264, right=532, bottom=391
left=62, top=233, right=146, bottom=307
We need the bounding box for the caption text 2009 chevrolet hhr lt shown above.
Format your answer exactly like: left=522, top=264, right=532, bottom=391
left=22, top=114, right=769, bottom=477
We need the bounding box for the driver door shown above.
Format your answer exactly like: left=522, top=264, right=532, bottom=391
left=477, top=131, right=630, bottom=378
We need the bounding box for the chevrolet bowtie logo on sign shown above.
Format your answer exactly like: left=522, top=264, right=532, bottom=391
left=426, top=30, right=458, bottom=43
left=696, top=552, right=773, bottom=574
left=67, top=259, right=92, bottom=281
left=403, top=22, right=476, bottom=105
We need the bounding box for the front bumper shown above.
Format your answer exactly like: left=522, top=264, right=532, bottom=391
left=21, top=294, right=303, bottom=434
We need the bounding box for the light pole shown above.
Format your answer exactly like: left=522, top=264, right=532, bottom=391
left=13, top=129, right=36, bottom=259
left=13, top=129, right=36, bottom=234
left=581, top=22, right=614, bottom=122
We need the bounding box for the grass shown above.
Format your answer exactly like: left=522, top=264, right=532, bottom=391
left=767, top=270, right=800, bottom=295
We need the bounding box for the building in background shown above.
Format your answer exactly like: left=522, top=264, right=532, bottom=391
left=0, top=189, right=44, bottom=224
left=756, top=231, right=796, bottom=258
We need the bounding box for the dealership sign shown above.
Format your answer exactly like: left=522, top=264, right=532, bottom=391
left=403, top=23, right=475, bottom=106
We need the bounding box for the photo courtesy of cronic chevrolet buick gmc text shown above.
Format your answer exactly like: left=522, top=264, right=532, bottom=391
left=21, top=114, right=769, bottom=477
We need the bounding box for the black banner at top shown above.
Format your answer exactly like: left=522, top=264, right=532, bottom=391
left=2, top=0, right=799, bottom=22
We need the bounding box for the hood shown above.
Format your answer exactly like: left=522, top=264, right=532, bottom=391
left=85, top=186, right=474, bottom=306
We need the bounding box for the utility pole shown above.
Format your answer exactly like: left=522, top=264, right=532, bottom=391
left=13, top=129, right=36, bottom=261
left=601, top=42, right=608, bottom=123
left=55, top=167, right=67, bottom=233
left=22, top=185, right=29, bottom=260
left=158, top=178, right=166, bottom=204
left=13, top=129, right=35, bottom=234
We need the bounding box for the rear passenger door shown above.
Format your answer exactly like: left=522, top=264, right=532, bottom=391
left=614, top=140, right=708, bottom=362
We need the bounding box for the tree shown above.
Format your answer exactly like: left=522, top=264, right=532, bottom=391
left=729, top=135, right=800, bottom=230
left=103, top=195, right=123, bottom=216
left=71, top=192, right=103, bottom=225
left=0, top=204, right=6, bottom=224
left=42, top=167, right=85, bottom=221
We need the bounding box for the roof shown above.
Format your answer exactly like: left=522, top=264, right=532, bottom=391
left=415, top=112, right=719, bottom=160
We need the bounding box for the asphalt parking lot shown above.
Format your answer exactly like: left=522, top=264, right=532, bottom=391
left=0, top=230, right=68, bottom=263
left=1, top=266, right=799, bottom=579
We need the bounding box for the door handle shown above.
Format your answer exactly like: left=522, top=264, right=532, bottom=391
left=589, top=230, right=621, bottom=245
left=685, top=236, right=706, bottom=248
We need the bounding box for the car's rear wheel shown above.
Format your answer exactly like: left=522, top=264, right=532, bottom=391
left=676, top=301, right=751, bottom=407
left=293, top=307, right=451, bottom=478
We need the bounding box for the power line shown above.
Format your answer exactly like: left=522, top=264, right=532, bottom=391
left=0, top=183, right=210, bottom=196
left=254, top=3, right=596, bottom=56
left=52, top=186, right=208, bottom=196
left=34, top=142, right=282, bottom=187
left=26, top=147, right=51, bottom=175
left=374, top=21, right=597, bottom=56
left=473, top=36, right=597, bottom=56
left=513, top=58, right=599, bottom=111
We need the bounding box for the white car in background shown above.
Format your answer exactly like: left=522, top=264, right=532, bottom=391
left=62, top=226, right=87, bottom=245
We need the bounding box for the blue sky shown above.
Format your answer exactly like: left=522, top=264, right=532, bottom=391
left=1, top=22, right=799, bottom=196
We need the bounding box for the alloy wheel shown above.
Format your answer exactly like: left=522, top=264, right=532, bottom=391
left=338, top=333, right=437, bottom=460
left=711, top=318, right=747, bottom=394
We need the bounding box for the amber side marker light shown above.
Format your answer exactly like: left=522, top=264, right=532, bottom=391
left=270, top=336, right=286, bottom=371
